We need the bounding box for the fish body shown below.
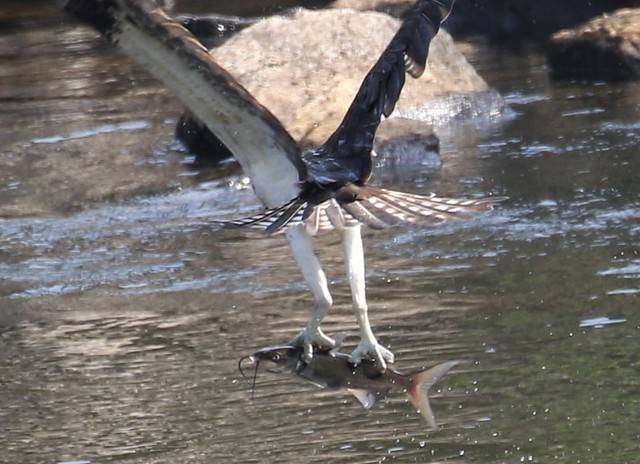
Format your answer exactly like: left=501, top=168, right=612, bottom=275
left=248, top=345, right=458, bottom=428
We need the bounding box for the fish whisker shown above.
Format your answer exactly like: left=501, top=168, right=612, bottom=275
left=238, top=355, right=253, bottom=384
left=251, top=359, right=260, bottom=400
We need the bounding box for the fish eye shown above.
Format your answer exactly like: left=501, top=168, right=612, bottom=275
left=272, top=353, right=281, bottom=362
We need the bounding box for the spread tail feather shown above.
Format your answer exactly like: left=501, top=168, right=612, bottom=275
left=406, top=360, right=459, bottom=429
left=343, top=186, right=505, bottom=229
left=214, top=197, right=307, bottom=234
left=216, top=186, right=505, bottom=236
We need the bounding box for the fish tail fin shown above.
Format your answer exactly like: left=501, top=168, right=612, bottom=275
left=405, top=360, right=459, bottom=429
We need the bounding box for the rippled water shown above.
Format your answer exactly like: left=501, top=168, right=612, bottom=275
left=2, top=3, right=640, bottom=464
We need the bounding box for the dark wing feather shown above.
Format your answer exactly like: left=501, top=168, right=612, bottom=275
left=304, top=0, right=454, bottom=186
left=384, top=63, right=406, bottom=116
left=406, top=4, right=441, bottom=77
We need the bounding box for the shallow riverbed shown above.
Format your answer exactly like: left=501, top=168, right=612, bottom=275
left=1, top=2, right=639, bottom=464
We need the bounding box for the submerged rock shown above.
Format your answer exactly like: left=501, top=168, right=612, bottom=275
left=177, top=7, right=502, bottom=163
left=547, top=8, right=640, bottom=80
left=373, top=117, right=441, bottom=174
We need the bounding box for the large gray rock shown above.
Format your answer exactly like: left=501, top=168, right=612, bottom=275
left=547, top=8, right=640, bottom=80
left=178, top=7, right=502, bottom=161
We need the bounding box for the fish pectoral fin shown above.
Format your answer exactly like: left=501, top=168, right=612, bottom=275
left=347, top=388, right=388, bottom=409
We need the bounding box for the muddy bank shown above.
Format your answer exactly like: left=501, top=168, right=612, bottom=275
left=547, top=8, right=640, bottom=80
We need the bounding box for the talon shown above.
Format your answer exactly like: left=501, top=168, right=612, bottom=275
left=349, top=339, right=394, bottom=371
left=289, top=328, right=335, bottom=363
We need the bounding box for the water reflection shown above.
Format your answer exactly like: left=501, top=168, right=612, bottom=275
left=1, top=3, right=640, bottom=464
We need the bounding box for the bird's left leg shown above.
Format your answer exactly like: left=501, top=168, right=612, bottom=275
left=341, top=224, right=394, bottom=370
left=285, top=224, right=336, bottom=361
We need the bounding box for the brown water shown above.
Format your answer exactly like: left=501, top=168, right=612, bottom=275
left=2, top=2, right=640, bottom=464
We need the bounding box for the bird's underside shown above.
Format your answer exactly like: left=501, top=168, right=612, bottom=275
left=60, top=0, right=501, bottom=370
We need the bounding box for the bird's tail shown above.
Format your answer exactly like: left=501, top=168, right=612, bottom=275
left=216, top=186, right=504, bottom=236
left=339, top=186, right=505, bottom=229
left=216, top=197, right=308, bottom=235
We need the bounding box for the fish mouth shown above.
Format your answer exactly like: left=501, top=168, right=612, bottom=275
left=238, top=353, right=293, bottom=399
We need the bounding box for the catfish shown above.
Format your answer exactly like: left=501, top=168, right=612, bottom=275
left=241, top=343, right=459, bottom=428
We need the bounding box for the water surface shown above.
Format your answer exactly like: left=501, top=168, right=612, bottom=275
left=1, top=3, right=639, bottom=464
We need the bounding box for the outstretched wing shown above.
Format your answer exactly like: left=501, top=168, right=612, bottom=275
left=304, top=0, right=455, bottom=186
left=62, top=0, right=305, bottom=208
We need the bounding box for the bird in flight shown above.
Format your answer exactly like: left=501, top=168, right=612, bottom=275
left=62, top=0, right=500, bottom=369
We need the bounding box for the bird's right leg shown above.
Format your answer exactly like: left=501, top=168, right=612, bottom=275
left=285, top=224, right=335, bottom=361
left=341, top=224, right=394, bottom=370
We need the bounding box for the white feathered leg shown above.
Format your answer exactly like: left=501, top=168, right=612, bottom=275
left=341, top=224, right=394, bottom=370
left=285, top=223, right=335, bottom=361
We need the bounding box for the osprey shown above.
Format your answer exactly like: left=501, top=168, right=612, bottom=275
left=62, top=0, right=499, bottom=369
